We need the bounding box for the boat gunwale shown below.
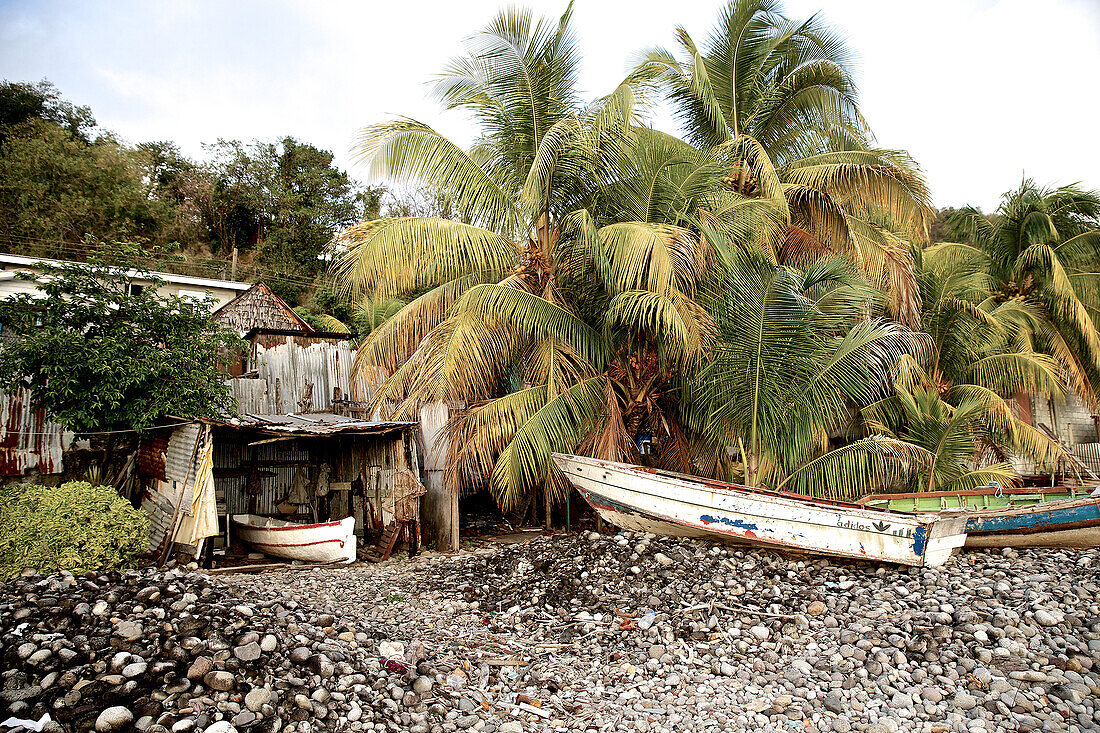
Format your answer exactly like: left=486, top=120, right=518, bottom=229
left=856, top=486, right=1097, bottom=504
left=230, top=514, right=353, bottom=533
left=856, top=494, right=1100, bottom=518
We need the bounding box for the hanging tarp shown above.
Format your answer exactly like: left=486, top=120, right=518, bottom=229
left=141, top=423, right=218, bottom=551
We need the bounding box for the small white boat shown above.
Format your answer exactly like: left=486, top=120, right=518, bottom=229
left=552, top=454, right=968, bottom=567
left=231, top=514, right=357, bottom=563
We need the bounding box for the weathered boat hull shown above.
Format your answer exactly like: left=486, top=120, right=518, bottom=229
left=858, top=491, right=1100, bottom=549
left=231, top=514, right=357, bottom=563
left=552, top=454, right=968, bottom=567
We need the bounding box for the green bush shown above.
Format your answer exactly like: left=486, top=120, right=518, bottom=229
left=0, top=481, right=149, bottom=579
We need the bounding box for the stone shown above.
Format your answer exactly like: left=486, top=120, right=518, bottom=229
left=953, top=691, right=978, bottom=711
left=187, top=657, right=214, bottom=680
left=749, top=625, right=770, bottom=641
left=203, top=671, right=236, bottom=691
left=307, top=653, right=335, bottom=678
left=122, top=662, right=148, bottom=678
left=921, top=688, right=943, bottom=704
left=806, top=600, right=827, bottom=617
left=233, top=642, right=261, bottom=662
left=95, top=706, right=134, bottom=732
left=1034, top=609, right=1063, bottom=627
left=245, top=687, right=273, bottom=712
left=114, top=620, right=143, bottom=641
left=232, top=711, right=255, bottom=727
left=378, top=640, right=405, bottom=659
left=823, top=695, right=844, bottom=714
left=412, top=676, right=433, bottom=694
left=203, top=723, right=238, bottom=733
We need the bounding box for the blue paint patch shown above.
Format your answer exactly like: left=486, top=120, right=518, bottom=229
left=700, top=515, right=759, bottom=531
left=968, top=502, right=1100, bottom=534
left=911, top=525, right=928, bottom=556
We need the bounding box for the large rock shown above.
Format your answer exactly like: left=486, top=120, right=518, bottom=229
left=95, top=706, right=133, bottom=732
left=203, top=670, right=236, bottom=691
left=245, top=687, right=274, bottom=712
left=203, top=723, right=238, bottom=733
left=114, top=620, right=143, bottom=641
left=233, top=642, right=261, bottom=662
left=186, top=656, right=214, bottom=680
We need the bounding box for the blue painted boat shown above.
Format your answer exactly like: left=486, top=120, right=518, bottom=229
left=858, top=487, right=1100, bottom=548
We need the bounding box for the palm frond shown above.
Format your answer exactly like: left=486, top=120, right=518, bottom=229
left=332, top=218, right=518, bottom=300
left=491, top=376, right=607, bottom=510
left=778, top=436, right=931, bottom=500
left=352, top=119, right=519, bottom=232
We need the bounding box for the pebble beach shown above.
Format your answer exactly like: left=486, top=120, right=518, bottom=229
left=3, top=532, right=1099, bottom=733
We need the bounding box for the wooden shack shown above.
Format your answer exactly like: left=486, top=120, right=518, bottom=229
left=139, top=414, right=424, bottom=562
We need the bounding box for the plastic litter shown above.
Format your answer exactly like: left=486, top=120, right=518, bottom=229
left=1, top=714, right=52, bottom=732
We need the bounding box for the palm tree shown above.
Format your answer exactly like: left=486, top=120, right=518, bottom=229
left=860, top=242, right=1070, bottom=491
left=635, top=0, right=933, bottom=326
left=945, top=179, right=1100, bottom=408
left=681, top=251, right=930, bottom=500
left=333, top=5, right=772, bottom=517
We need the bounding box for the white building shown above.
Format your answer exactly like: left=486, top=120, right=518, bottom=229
left=0, top=253, right=250, bottom=308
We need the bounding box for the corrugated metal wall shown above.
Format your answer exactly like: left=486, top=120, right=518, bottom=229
left=141, top=423, right=207, bottom=550
left=230, top=337, right=372, bottom=414
left=0, top=387, right=72, bottom=476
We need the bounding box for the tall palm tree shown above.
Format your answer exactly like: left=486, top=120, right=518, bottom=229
left=635, top=0, right=933, bottom=326
left=946, top=179, right=1100, bottom=408
left=860, top=242, right=1070, bottom=491
left=333, top=5, right=776, bottom=515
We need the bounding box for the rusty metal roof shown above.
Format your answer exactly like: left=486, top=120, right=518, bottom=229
left=199, top=412, right=416, bottom=437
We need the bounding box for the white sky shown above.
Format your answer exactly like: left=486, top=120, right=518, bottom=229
left=2, top=0, right=1098, bottom=212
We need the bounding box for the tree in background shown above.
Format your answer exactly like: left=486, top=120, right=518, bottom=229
left=0, top=245, right=245, bottom=437
left=859, top=242, right=1068, bottom=491
left=683, top=253, right=929, bottom=498
left=0, top=79, right=95, bottom=145
left=0, top=79, right=384, bottom=309
left=0, top=80, right=160, bottom=250
left=194, top=137, right=383, bottom=303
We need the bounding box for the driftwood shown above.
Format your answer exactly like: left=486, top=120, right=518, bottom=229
left=205, top=559, right=348, bottom=575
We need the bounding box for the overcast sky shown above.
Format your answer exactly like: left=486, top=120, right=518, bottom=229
left=2, top=0, right=1098, bottom=212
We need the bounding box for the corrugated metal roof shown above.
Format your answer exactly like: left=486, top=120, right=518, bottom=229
left=202, top=412, right=415, bottom=437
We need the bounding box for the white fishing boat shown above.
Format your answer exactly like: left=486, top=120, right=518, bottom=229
left=552, top=454, right=968, bottom=567
left=230, top=514, right=357, bottom=563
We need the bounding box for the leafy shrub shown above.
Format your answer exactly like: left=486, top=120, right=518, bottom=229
left=0, top=482, right=149, bottom=579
